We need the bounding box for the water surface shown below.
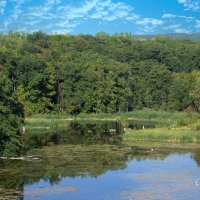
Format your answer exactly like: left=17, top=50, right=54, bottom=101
left=0, top=121, right=200, bottom=200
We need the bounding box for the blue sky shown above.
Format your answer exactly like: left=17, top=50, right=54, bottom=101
left=0, top=0, right=200, bottom=35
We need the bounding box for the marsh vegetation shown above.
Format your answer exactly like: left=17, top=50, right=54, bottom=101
left=25, top=110, right=200, bottom=143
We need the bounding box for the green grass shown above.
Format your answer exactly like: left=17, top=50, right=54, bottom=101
left=123, top=128, right=200, bottom=143
left=25, top=110, right=200, bottom=143
left=77, top=110, right=181, bottom=122
left=32, top=113, right=70, bottom=119
left=25, top=118, right=72, bottom=129
left=28, top=109, right=199, bottom=122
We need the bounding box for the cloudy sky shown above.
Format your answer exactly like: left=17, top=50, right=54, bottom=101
left=0, top=0, right=200, bottom=35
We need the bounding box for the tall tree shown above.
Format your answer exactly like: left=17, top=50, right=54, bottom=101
left=0, top=71, right=24, bottom=156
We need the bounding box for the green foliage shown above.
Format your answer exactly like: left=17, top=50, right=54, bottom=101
left=0, top=32, right=200, bottom=115
left=167, top=73, right=194, bottom=111
left=0, top=73, right=24, bottom=156
left=190, top=70, right=200, bottom=112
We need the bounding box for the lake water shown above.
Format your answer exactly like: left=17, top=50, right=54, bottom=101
left=0, top=121, right=200, bottom=200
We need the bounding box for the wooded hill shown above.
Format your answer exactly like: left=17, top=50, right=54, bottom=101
left=0, top=32, right=200, bottom=116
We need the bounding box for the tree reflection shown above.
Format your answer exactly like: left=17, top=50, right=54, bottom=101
left=1, top=122, right=200, bottom=199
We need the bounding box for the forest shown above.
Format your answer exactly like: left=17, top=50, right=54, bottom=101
left=0, top=31, right=200, bottom=155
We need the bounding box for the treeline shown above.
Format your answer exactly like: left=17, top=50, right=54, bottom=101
left=0, top=32, right=200, bottom=116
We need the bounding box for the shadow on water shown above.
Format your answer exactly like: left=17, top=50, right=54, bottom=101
left=22, top=121, right=124, bottom=150
left=0, top=121, right=200, bottom=199
left=22, top=120, right=171, bottom=150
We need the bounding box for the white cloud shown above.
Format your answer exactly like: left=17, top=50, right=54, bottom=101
left=2, top=0, right=195, bottom=34
left=4, top=0, right=25, bottom=27
left=136, top=18, right=164, bottom=26
left=162, top=13, right=195, bottom=20
left=0, top=0, right=7, bottom=7
left=163, top=23, right=191, bottom=33
left=0, top=0, right=7, bottom=15
left=1, top=0, right=30, bottom=32
left=177, top=0, right=200, bottom=12
left=162, top=13, right=177, bottom=18
left=90, top=0, right=133, bottom=21
left=51, top=29, right=72, bottom=34
left=27, top=0, right=62, bottom=20
left=23, top=0, right=142, bottom=33
left=173, top=27, right=191, bottom=33
left=46, top=0, right=61, bottom=5
left=133, top=18, right=164, bottom=34
left=179, top=15, right=194, bottom=19
left=195, top=20, right=200, bottom=29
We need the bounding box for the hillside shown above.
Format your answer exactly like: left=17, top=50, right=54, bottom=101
left=0, top=32, right=200, bottom=115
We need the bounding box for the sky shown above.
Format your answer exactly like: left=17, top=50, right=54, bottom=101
left=0, top=0, right=200, bottom=35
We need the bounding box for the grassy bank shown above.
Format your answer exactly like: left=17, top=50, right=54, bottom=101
left=25, top=110, right=200, bottom=143
left=25, top=110, right=199, bottom=127
left=120, top=110, right=200, bottom=143
left=123, top=128, right=200, bottom=143
left=25, top=117, right=72, bottom=129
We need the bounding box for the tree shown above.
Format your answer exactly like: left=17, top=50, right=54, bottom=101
left=1, top=32, right=200, bottom=115
left=167, top=73, right=193, bottom=111
left=0, top=72, right=24, bottom=156
left=190, top=70, right=200, bottom=112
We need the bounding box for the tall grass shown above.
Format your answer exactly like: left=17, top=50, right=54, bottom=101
left=25, top=110, right=200, bottom=132
left=31, top=113, right=70, bottom=119
left=25, top=118, right=71, bottom=129
left=123, top=128, right=200, bottom=143
left=30, top=109, right=199, bottom=121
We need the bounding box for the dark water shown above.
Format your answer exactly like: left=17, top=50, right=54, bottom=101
left=23, top=121, right=124, bottom=149
left=0, top=121, right=200, bottom=200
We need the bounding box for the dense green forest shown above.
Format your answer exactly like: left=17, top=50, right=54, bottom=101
left=0, top=32, right=200, bottom=155
left=1, top=32, right=200, bottom=115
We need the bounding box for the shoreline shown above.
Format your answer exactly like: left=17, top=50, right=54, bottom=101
left=24, top=110, right=200, bottom=143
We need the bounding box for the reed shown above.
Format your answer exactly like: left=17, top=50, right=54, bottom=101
left=123, top=128, right=200, bottom=143
left=25, top=110, right=200, bottom=134
left=28, top=110, right=199, bottom=122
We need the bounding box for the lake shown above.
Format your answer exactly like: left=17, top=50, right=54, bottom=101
left=0, top=121, right=200, bottom=200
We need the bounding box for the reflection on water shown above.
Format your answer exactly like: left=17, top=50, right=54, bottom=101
left=23, top=121, right=123, bottom=150
left=0, top=121, right=200, bottom=200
